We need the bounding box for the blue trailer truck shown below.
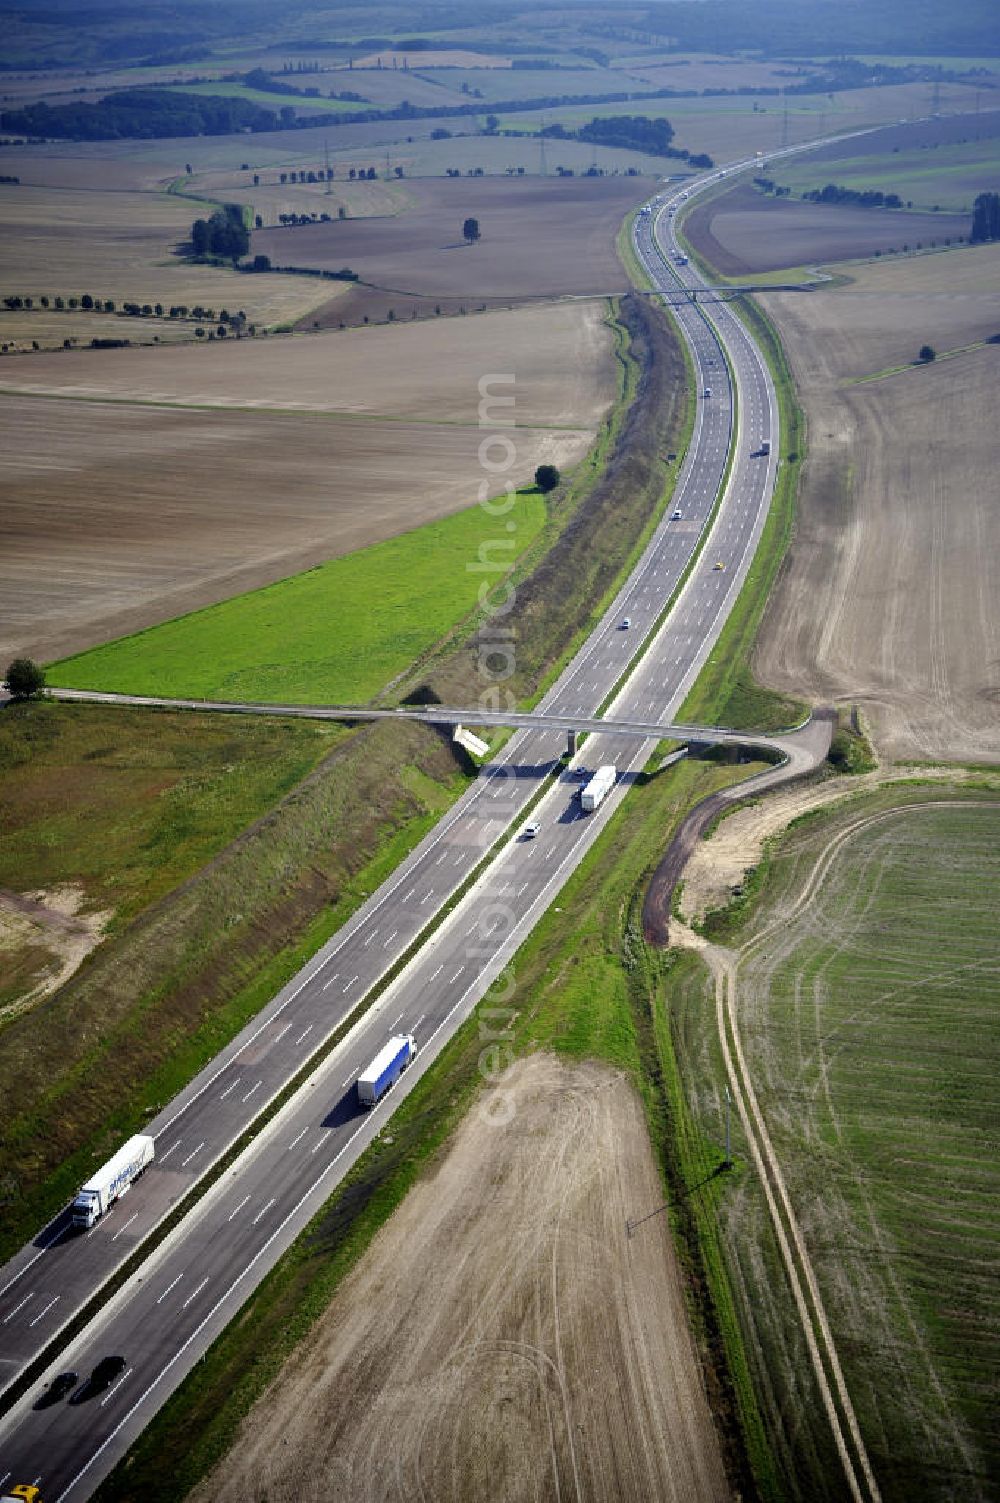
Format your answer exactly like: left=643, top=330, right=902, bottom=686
left=357, top=1034, right=417, bottom=1108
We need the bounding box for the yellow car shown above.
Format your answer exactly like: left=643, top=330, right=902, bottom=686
left=712, top=561, right=726, bottom=571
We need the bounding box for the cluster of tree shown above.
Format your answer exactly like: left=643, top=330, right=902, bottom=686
left=276, top=211, right=335, bottom=226
left=4, top=658, right=45, bottom=701
left=802, top=183, right=904, bottom=209
left=0, top=174, right=19, bottom=184
left=0, top=89, right=279, bottom=141
left=190, top=205, right=250, bottom=262
left=970, top=192, right=1000, bottom=244
left=279, top=168, right=335, bottom=183
left=753, top=177, right=792, bottom=197
left=539, top=114, right=713, bottom=167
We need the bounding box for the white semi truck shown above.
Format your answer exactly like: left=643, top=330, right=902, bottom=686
left=580, top=765, right=616, bottom=812
left=357, top=1035, right=417, bottom=1108
left=71, top=1134, right=154, bottom=1230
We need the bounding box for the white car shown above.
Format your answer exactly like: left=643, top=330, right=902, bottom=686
left=620, top=616, right=631, bottom=630
left=671, top=509, right=682, bottom=520
left=522, top=822, right=540, bottom=840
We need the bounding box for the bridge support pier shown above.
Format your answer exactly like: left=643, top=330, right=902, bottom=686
left=566, top=729, right=578, bottom=758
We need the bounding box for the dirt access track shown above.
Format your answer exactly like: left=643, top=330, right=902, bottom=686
left=193, top=1054, right=729, bottom=1503
left=254, top=175, right=647, bottom=306
left=755, top=243, right=1000, bottom=763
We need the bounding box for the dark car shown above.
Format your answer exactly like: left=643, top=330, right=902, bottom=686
left=71, top=1355, right=127, bottom=1402
left=33, top=1370, right=78, bottom=1408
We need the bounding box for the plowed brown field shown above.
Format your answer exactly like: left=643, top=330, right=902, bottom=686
left=0, top=300, right=612, bottom=665
left=254, top=175, right=647, bottom=300
left=192, top=1053, right=730, bottom=1503
left=683, top=183, right=966, bottom=276
left=755, top=245, right=1000, bottom=763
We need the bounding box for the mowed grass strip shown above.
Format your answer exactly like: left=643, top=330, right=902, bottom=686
left=47, top=491, right=546, bottom=704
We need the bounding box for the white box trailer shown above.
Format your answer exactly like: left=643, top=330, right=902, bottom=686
left=357, top=1034, right=417, bottom=1108
left=72, top=1134, right=154, bottom=1229
left=581, top=764, right=616, bottom=812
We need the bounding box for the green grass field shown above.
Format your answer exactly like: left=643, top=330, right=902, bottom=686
left=47, top=491, right=547, bottom=704
left=771, top=138, right=1000, bottom=213
left=679, top=786, right=1000, bottom=1501
left=0, top=701, right=341, bottom=934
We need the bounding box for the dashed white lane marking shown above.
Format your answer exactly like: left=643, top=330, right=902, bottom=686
left=227, top=1195, right=250, bottom=1222
left=99, top=1369, right=131, bottom=1407
left=111, top=1215, right=138, bottom=1242
left=287, top=1127, right=309, bottom=1151
left=159, top=1139, right=181, bottom=1161
left=180, top=1142, right=204, bottom=1167
left=3, top=1294, right=33, bottom=1324
left=182, top=1277, right=209, bottom=1309
left=156, top=1274, right=183, bottom=1305
left=219, top=1080, right=239, bottom=1101
left=295, top=1024, right=314, bottom=1044
left=251, top=1198, right=276, bottom=1227
left=28, top=1295, right=60, bottom=1327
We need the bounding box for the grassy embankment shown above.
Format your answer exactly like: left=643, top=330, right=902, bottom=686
left=93, top=750, right=770, bottom=1503
left=0, top=705, right=344, bottom=1010
left=670, top=785, right=1000, bottom=1502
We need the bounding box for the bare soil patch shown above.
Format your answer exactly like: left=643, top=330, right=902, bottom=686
left=0, top=388, right=596, bottom=666
left=0, top=299, right=614, bottom=426
left=683, top=183, right=966, bottom=276
left=193, top=1053, right=729, bottom=1503
left=0, top=883, right=110, bottom=1019
left=253, top=175, right=647, bottom=300
left=754, top=248, right=1000, bottom=763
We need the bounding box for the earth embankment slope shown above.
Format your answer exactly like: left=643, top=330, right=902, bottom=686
left=192, top=1054, right=730, bottom=1503
left=754, top=245, right=1000, bottom=763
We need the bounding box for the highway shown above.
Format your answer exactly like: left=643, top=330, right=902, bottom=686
left=0, top=160, right=795, bottom=1501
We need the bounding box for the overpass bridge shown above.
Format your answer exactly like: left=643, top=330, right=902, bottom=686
left=44, top=687, right=818, bottom=772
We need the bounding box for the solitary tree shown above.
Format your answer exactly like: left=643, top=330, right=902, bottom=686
left=5, top=657, right=45, bottom=700
left=463, top=216, right=481, bottom=244
left=918, top=344, right=936, bottom=363
left=535, top=464, right=560, bottom=493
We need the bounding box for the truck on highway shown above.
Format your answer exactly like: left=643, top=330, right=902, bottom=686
left=2, top=1487, right=42, bottom=1503
left=71, top=1134, right=154, bottom=1230
left=580, top=765, right=616, bottom=812
left=357, top=1034, right=417, bottom=1108
left=759, top=438, right=771, bottom=455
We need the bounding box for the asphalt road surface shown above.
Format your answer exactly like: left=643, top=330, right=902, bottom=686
left=0, top=153, right=813, bottom=1502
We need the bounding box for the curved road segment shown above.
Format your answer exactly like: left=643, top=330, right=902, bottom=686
left=0, top=161, right=806, bottom=1501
